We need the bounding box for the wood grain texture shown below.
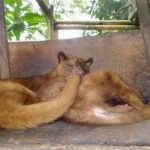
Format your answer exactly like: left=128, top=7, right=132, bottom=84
left=0, top=1, right=149, bottom=148
left=0, top=0, right=10, bottom=79
left=9, top=31, right=150, bottom=102
left=136, top=0, right=150, bottom=59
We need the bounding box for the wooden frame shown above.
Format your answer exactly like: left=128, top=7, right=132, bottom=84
left=0, top=0, right=149, bottom=84
left=0, top=0, right=149, bottom=80
left=0, top=0, right=150, bottom=149
left=36, top=0, right=139, bottom=39
left=136, top=0, right=150, bottom=59
left=0, top=0, right=10, bottom=79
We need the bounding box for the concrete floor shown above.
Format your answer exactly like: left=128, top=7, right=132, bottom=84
left=0, top=119, right=150, bottom=149
left=1, top=145, right=150, bottom=150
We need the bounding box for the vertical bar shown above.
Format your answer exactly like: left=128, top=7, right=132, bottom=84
left=49, top=5, right=55, bottom=39
left=136, top=0, right=150, bottom=59
left=0, top=0, right=11, bottom=79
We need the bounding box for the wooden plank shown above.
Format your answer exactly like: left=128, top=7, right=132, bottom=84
left=136, top=0, right=150, bottom=59
left=55, top=24, right=139, bottom=30
left=35, top=0, right=55, bottom=39
left=49, top=5, right=55, bottom=39
left=35, top=0, right=50, bottom=16
left=9, top=31, right=150, bottom=102
left=55, top=20, right=134, bottom=25
left=0, top=0, right=10, bottom=79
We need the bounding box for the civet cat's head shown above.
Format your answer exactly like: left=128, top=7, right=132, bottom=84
left=56, top=51, right=93, bottom=77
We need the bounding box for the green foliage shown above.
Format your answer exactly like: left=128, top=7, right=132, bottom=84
left=84, top=0, right=136, bottom=36
left=4, top=0, right=136, bottom=40
left=54, top=0, right=87, bottom=20
left=4, top=0, right=48, bottom=41
left=53, top=0, right=136, bottom=37
left=88, top=0, right=134, bottom=20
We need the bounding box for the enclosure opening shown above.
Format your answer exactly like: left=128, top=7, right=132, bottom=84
left=4, top=0, right=139, bottom=41
left=54, top=0, right=139, bottom=39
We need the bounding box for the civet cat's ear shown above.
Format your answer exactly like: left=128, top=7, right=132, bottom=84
left=57, top=51, right=68, bottom=63
left=85, top=57, right=93, bottom=66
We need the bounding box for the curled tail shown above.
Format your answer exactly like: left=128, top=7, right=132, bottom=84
left=0, top=75, right=80, bottom=129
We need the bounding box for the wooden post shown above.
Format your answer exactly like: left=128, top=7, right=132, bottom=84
left=35, top=0, right=56, bottom=39
left=136, top=0, right=150, bottom=59
left=49, top=5, right=57, bottom=39
left=0, top=0, right=10, bottom=79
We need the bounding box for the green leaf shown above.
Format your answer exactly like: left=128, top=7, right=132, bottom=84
left=22, top=13, right=45, bottom=26
left=5, top=0, right=48, bottom=41
left=22, top=5, right=32, bottom=13
left=4, top=0, right=22, bottom=7
left=55, top=14, right=62, bottom=20
left=4, top=0, right=15, bottom=7
left=9, top=21, right=25, bottom=40
left=25, top=33, right=35, bottom=40
left=13, top=29, right=21, bottom=40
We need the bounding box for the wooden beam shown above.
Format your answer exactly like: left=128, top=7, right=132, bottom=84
left=35, top=0, right=56, bottom=39
left=49, top=5, right=56, bottom=39
left=55, top=24, right=139, bottom=30
left=129, top=9, right=138, bottom=22
left=35, top=0, right=51, bottom=16
left=136, top=0, right=150, bottom=59
left=55, top=20, right=134, bottom=25
left=0, top=0, right=10, bottom=79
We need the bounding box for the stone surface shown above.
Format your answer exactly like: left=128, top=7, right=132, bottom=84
left=0, top=119, right=150, bottom=149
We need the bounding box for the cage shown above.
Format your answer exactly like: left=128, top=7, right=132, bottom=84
left=0, top=0, right=150, bottom=149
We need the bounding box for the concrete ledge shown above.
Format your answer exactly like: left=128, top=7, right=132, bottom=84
left=0, top=119, right=150, bottom=149
left=0, top=144, right=150, bottom=150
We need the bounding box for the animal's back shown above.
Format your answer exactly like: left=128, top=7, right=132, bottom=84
left=64, top=69, right=150, bottom=125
